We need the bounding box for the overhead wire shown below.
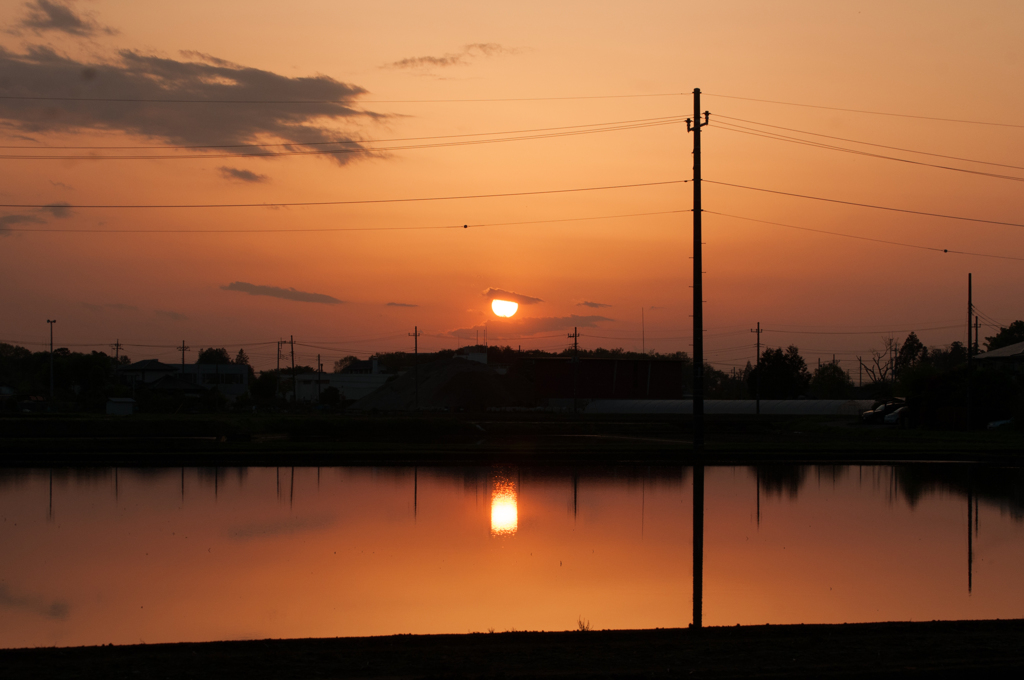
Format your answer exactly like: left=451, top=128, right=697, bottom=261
left=704, top=180, right=1024, bottom=230
left=0, top=93, right=685, bottom=104
left=704, top=93, right=1024, bottom=129
left=0, top=179, right=687, bottom=210
left=706, top=211, right=1024, bottom=262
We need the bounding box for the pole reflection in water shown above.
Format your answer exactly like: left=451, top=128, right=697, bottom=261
left=490, top=470, right=518, bottom=537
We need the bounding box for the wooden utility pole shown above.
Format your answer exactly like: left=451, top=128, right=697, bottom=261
left=290, top=335, right=295, bottom=403
left=47, top=319, right=56, bottom=400
left=409, top=326, right=421, bottom=409
left=687, top=89, right=709, bottom=450
left=967, top=274, right=973, bottom=428
left=751, top=322, right=761, bottom=414
left=177, top=340, right=189, bottom=375
left=568, top=327, right=580, bottom=413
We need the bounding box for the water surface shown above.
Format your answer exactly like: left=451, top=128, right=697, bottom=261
left=1, top=464, right=1021, bottom=648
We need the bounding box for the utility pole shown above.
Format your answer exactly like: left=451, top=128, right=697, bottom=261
left=317, top=353, right=322, bottom=403
left=642, top=308, right=646, bottom=355
left=177, top=341, right=189, bottom=376
left=751, top=322, right=761, bottom=415
left=290, top=335, right=295, bottom=403
left=47, top=319, right=56, bottom=400
left=568, top=326, right=580, bottom=413
left=687, top=88, right=710, bottom=452
left=967, top=273, right=973, bottom=429
left=409, top=326, right=421, bottom=409
left=110, top=339, right=123, bottom=363
left=974, top=316, right=980, bottom=355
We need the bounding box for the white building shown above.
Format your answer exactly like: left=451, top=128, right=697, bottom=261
left=294, top=372, right=391, bottom=403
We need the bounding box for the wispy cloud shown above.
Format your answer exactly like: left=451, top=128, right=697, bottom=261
left=42, top=201, right=72, bottom=218
left=482, top=287, right=543, bottom=305
left=81, top=302, right=139, bottom=313
left=384, top=43, right=519, bottom=71
left=218, top=166, right=268, bottom=183
left=0, top=213, right=44, bottom=235
left=0, top=203, right=72, bottom=236
left=0, top=46, right=379, bottom=166
left=221, top=281, right=344, bottom=305
left=386, top=302, right=418, bottom=307
left=0, top=584, right=69, bottom=620
left=16, top=0, right=116, bottom=37
left=49, top=180, right=73, bottom=190
left=577, top=301, right=611, bottom=309
left=155, top=310, right=188, bottom=321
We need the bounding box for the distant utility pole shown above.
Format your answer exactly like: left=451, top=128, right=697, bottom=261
left=409, top=326, right=421, bottom=409
left=642, top=308, right=646, bottom=355
left=317, top=353, right=322, bottom=402
left=687, top=88, right=710, bottom=452
left=967, top=273, right=973, bottom=429
left=177, top=341, right=189, bottom=375
left=751, top=322, right=761, bottom=415
left=568, top=326, right=580, bottom=413
left=47, top=319, right=56, bottom=400
left=110, top=339, right=123, bottom=363
left=974, top=316, right=980, bottom=355
left=290, top=335, right=295, bottom=403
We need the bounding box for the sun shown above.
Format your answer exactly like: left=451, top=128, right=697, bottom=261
left=491, top=299, right=519, bottom=317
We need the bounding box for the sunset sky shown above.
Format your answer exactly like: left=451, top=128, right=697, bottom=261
left=1, top=0, right=1022, bottom=371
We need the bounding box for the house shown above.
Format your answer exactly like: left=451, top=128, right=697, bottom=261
left=293, top=372, right=390, bottom=403
left=117, top=360, right=250, bottom=401
left=105, top=397, right=136, bottom=416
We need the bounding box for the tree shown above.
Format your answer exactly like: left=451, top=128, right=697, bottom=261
left=196, top=347, right=231, bottom=364
left=984, top=320, right=1024, bottom=352
left=234, top=348, right=250, bottom=366
left=748, top=346, right=810, bottom=399
left=333, top=356, right=360, bottom=373
left=896, top=332, right=927, bottom=375
left=810, top=362, right=854, bottom=399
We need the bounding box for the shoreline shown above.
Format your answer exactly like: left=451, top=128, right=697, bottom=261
left=6, top=619, right=1024, bottom=678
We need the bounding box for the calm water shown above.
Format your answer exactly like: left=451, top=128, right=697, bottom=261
left=2, top=464, right=1022, bottom=648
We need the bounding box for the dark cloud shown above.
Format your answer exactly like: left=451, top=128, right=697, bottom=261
left=218, top=166, right=268, bottom=183
left=81, top=302, right=139, bottom=313
left=384, top=43, right=518, bottom=71
left=49, top=180, right=73, bottom=189
left=155, top=309, right=188, bottom=321
left=0, top=46, right=379, bottom=165
left=0, top=584, right=69, bottom=620
left=450, top=314, right=612, bottom=339
left=221, top=281, right=343, bottom=305
left=577, top=301, right=611, bottom=309
left=386, top=302, right=418, bottom=307
left=42, top=201, right=71, bottom=217
left=482, top=287, right=543, bottom=305
left=227, top=514, right=336, bottom=540
left=0, top=213, right=44, bottom=235
left=17, top=0, right=116, bottom=37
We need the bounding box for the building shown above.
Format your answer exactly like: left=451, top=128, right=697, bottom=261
left=293, top=372, right=391, bottom=403
left=117, top=360, right=250, bottom=401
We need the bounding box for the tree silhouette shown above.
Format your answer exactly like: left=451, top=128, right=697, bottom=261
left=984, top=320, right=1024, bottom=351
left=748, top=346, right=810, bottom=399
left=196, top=347, right=231, bottom=364
left=234, top=348, right=250, bottom=366
left=810, top=361, right=854, bottom=399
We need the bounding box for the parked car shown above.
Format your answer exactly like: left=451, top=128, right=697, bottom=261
left=883, top=406, right=908, bottom=426
left=861, top=400, right=905, bottom=424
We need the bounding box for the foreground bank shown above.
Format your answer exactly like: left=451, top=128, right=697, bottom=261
left=4, top=620, right=1023, bottom=679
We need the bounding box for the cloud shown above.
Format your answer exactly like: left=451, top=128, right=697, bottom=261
left=81, top=302, right=139, bottom=313
left=0, top=584, right=69, bottom=620
left=49, top=180, right=73, bottom=190
left=386, top=302, right=418, bottom=307
left=384, top=43, right=519, bottom=71
left=155, top=309, right=188, bottom=321
left=450, top=314, right=612, bottom=339
left=0, top=213, right=44, bottom=235
left=42, top=201, right=72, bottom=217
left=482, top=287, right=543, bottom=305
left=577, top=301, right=611, bottom=309
left=221, top=281, right=344, bottom=305
left=218, top=166, right=268, bottom=183
left=0, top=46, right=379, bottom=165
left=17, top=0, right=116, bottom=37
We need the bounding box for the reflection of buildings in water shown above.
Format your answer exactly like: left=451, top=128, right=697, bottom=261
left=490, top=472, right=518, bottom=536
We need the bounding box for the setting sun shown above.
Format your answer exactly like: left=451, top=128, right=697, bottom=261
left=491, top=299, right=519, bottom=318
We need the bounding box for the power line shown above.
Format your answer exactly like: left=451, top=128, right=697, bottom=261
left=0, top=115, right=685, bottom=150
left=0, top=179, right=686, bottom=210
left=3, top=209, right=686, bottom=233
left=705, top=180, right=1024, bottom=229
left=715, top=115, right=1024, bottom=171
left=0, top=92, right=684, bottom=104
left=0, top=118, right=686, bottom=160
left=714, top=122, right=1024, bottom=183
left=706, top=211, right=1024, bottom=262
left=704, top=93, right=1024, bottom=129
left=762, top=324, right=961, bottom=336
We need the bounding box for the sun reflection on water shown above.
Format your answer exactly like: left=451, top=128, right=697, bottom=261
left=490, top=473, right=518, bottom=536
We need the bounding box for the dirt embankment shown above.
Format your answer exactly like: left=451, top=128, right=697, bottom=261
left=4, top=620, right=1024, bottom=679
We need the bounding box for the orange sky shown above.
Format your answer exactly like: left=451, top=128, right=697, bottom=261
left=1, top=1, right=1022, bottom=370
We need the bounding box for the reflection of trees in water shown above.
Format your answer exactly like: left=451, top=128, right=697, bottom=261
left=895, top=465, right=1024, bottom=521
left=750, top=465, right=807, bottom=498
